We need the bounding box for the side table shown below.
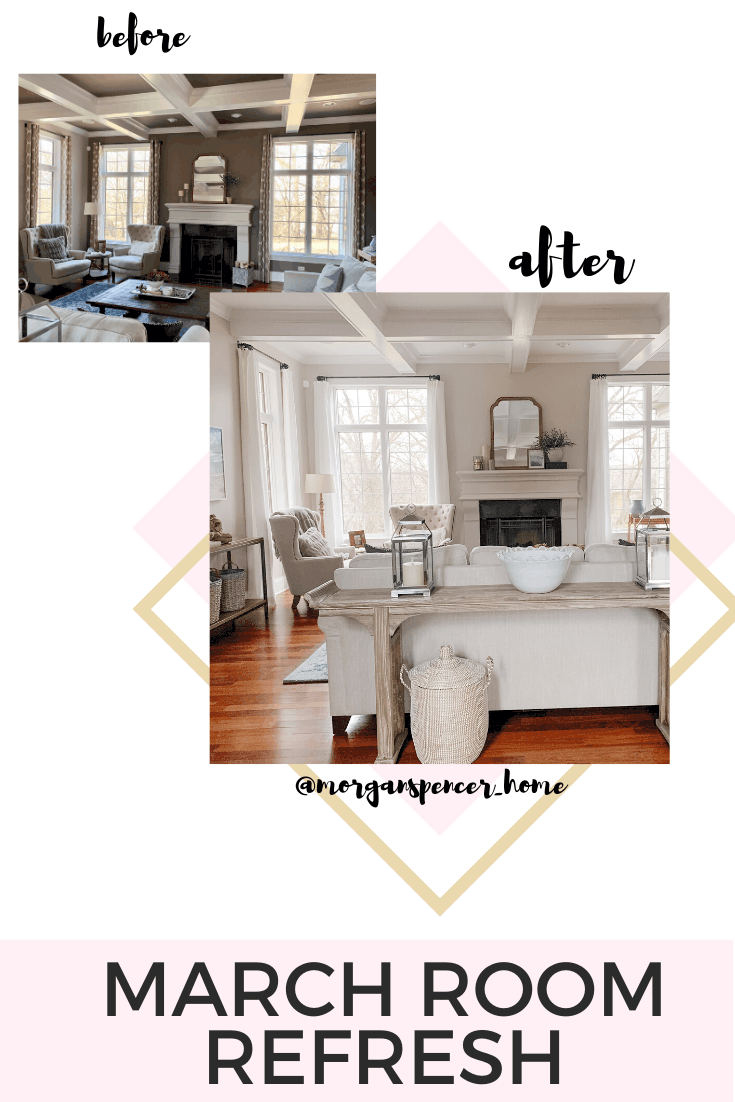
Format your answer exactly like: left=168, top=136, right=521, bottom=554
left=84, top=251, right=113, bottom=283
left=210, top=536, right=269, bottom=633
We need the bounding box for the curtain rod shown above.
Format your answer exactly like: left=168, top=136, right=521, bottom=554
left=591, top=372, right=669, bottom=379
left=315, top=374, right=440, bottom=381
left=237, top=342, right=288, bottom=368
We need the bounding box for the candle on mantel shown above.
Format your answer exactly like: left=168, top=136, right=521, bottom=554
left=402, top=561, right=424, bottom=587
left=178, top=190, right=184, bottom=198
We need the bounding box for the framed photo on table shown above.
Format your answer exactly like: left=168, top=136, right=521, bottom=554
left=349, top=530, right=366, bottom=548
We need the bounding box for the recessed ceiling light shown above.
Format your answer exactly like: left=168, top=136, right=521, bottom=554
left=556, top=341, right=571, bottom=348
left=231, top=113, right=242, bottom=118
left=323, top=101, right=336, bottom=107
left=359, top=99, right=376, bottom=105
left=462, top=342, right=476, bottom=349
left=167, top=118, right=177, bottom=122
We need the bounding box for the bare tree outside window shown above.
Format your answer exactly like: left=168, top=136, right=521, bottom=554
left=272, top=138, right=353, bottom=259
left=608, top=383, right=670, bottom=532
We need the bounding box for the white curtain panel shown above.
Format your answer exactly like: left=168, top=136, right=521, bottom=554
left=312, top=381, right=342, bottom=548
left=585, top=377, right=612, bottom=545
left=427, top=379, right=451, bottom=504
left=281, top=367, right=302, bottom=509
left=237, top=345, right=276, bottom=606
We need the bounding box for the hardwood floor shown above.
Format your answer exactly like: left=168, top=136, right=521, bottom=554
left=210, top=591, right=670, bottom=765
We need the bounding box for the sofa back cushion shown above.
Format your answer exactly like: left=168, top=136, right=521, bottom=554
left=356, top=267, right=377, bottom=292
left=584, top=543, right=636, bottom=562
left=314, top=262, right=344, bottom=292
left=339, top=256, right=369, bottom=286
left=348, top=544, right=468, bottom=569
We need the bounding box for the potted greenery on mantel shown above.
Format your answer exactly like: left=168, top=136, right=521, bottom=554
left=220, top=173, right=240, bottom=203
left=534, top=429, right=576, bottom=468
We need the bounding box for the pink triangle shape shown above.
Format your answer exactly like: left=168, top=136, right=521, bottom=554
left=134, top=454, right=209, bottom=600
left=378, top=222, right=509, bottom=292
left=670, top=454, right=735, bottom=601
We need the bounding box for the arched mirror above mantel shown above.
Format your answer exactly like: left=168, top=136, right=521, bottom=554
left=192, top=155, right=227, bottom=203
left=490, top=397, right=542, bottom=468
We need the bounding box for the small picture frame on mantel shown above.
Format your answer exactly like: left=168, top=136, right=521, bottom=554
left=528, top=449, right=545, bottom=469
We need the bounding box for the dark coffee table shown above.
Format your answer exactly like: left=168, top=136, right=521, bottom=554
left=86, top=279, right=210, bottom=330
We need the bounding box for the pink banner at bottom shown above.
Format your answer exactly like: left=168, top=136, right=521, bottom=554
left=0, top=940, right=730, bottom=1099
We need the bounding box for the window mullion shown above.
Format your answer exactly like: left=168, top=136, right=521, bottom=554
left=379, top=389, right=391, bottom=536
left=305, top=144, right=313, bottom=256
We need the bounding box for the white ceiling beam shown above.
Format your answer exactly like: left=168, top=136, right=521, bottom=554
left=19, top=74, right=149, bottom=141
left=618, top=325, right=671, bottom=372
left=284, top=74, right=315, bottom=133
left=326, top=295, right=416, bottom=374
left=189, top=76, right=375, bottom=114
left=80, top=114, right=377, bottom=139
left=139, top=73, right=218, bottom=138
left=509, top=292, right=540, bottom=373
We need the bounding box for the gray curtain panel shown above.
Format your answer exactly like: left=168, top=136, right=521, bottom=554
left=352, top=130, right=366, bottom=257
left=258, top=133, right=273, bottom=284
left=24, top=123, right=40, bottom=229
left=147, top=139, right=162, bottom=225
left=90, top=141, right=100, bottom=247
left=62, top=136, right=72, bottom=243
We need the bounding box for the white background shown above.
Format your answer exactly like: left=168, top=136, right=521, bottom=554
left=1, top=2, right=734, bottom=948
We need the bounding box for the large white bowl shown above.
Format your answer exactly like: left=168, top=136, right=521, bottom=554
left=496, top=546, right=576, bottom=593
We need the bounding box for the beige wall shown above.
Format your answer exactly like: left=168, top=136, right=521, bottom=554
left=18, top=122, right=88, bottom=253
left=211, top=314, right=670, bottom=553
left=92, top=122, right=376, bottom=272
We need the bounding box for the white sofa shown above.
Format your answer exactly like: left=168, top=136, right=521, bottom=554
left=283, top=255, right=376, bottom=292
left=319, top=542, right=658, bottom=720
left=23, top=304, right=147, bottom=343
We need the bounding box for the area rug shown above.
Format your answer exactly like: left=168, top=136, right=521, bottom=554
left=283, top=643, right=328, bottom=684
left=52, top=282, right=196, bottom=339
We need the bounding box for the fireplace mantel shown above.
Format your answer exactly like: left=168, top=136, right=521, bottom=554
left=457, top=468, right=584, bottom=547
left=165, top=203, right=255, bottom=278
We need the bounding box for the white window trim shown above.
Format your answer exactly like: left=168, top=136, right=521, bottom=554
left=607, top=376, right=669, bottom=534
left=256, top=354, right=287, bottom=515
left=333, top=379, right=429, bottom=542
left=38, top=131, right=62, bottom=226
left=270, top=134, right=355, bottom=261
left=99, top=143, right=150, bottom=246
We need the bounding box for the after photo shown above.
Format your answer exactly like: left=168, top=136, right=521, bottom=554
left=209, top=292, right=671, bottom=766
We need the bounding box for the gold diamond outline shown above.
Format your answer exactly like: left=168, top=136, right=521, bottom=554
left=670, top=534, right=735, bottom=683
left=134, top=534, right=210, bottom=685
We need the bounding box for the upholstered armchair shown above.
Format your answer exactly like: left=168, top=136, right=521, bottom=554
left=19, top=225, right=91, bottom=291
left=109, top=224, right=165, bottom=282
left=269, top=510, right=343, bottom=608
left=388, top=504, right=456, bottom=544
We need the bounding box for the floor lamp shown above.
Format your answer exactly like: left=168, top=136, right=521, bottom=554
left=84, top=202, right=103, bottom=251
left=304, top=473, right=336, bottom=538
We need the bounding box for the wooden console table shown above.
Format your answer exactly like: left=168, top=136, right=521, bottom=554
left=210, top=536, right=268, bottom=631
left=318, top=583, right=670, bottom=763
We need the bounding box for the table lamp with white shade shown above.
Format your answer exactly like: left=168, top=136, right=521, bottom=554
left=83, top=202, right=103, bottom=251
left=304, top=473, right=336, bottom=538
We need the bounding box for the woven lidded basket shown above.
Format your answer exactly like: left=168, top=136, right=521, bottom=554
left=401, top=645, right=493, bottom=764
left=220, top=560, right=247, bottom=612
left=210, top=576, right=222, bottom=624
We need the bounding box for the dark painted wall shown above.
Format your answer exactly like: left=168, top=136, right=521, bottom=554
left=90, top=121, right=375, bottom=275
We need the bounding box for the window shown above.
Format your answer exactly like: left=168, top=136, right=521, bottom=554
left=36, top=133, right=61, bottom=226
left=100, top=145, right=150, bottom=244
left=257, top=358, right=286, bottom=514
left=271, top=137, right=353, bottom=259
left=335, top=384, right=429, bottom=539
left=608, top=380, right=670, bottom=532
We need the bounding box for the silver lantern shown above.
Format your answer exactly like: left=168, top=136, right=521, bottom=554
left=391, top=510, right=435, bottom=598
left=635, top=499, right=670, bottom=590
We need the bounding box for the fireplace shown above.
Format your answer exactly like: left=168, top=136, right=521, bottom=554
left=180, top=224, right=236, bottom=287
left=480, top=499, right=561, bottom=547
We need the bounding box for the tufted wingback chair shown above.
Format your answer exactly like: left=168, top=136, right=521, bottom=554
left=109, top=224, right=165, bottom=282
left=19, top=224, right=91, bottom=290
left=269, top=509, right=343, bottom=608
left=388, top=504, right=455, bottom=545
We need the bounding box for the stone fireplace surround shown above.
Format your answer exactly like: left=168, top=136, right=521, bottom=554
left=165, top=203, right=255, bottom=280
left=458, top=469, right=584, bottom=547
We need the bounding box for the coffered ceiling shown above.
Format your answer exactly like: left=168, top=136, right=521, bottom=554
left=18, top=74, right=376, bottom=140
left=210, top=293, right=670, bottom=374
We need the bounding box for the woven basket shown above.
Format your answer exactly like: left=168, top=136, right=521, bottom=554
left=210, top=576, right=222, bottom=624
left=220, top=561, right=247, bottom=612
left=401, top=645, right=493, bottom=764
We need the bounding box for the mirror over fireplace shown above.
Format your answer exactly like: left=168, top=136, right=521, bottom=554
left=192, top=154, right=227, bottom=203
left=490, top=397, right=542, bottom=468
